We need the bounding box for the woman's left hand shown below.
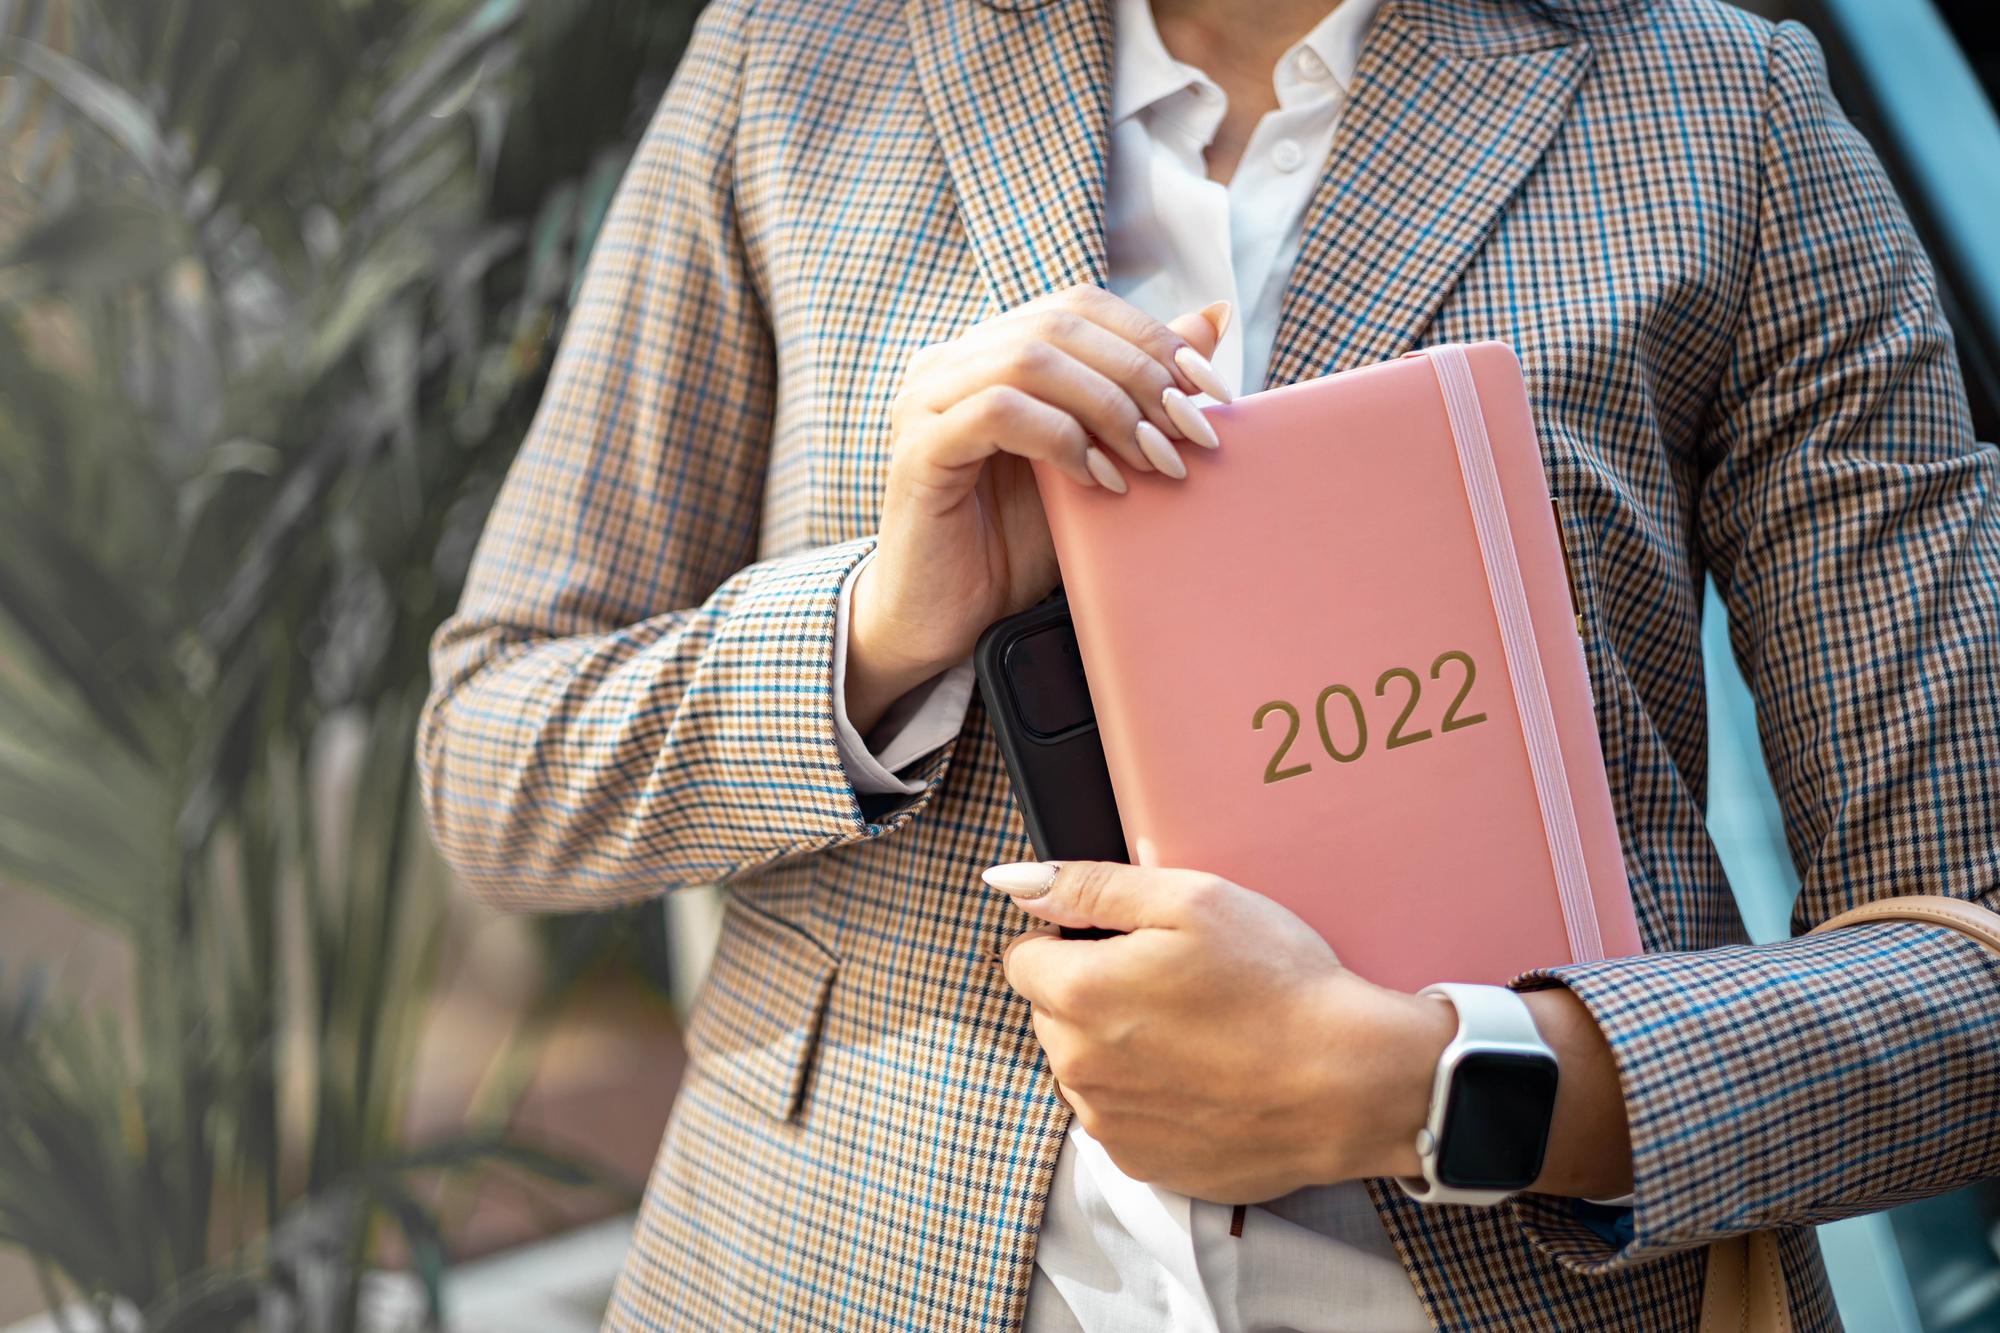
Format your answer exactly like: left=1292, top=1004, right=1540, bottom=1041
left=990, top=860, right=1453, bottom=1203
left=989, top=860, right=1635, bottom=1204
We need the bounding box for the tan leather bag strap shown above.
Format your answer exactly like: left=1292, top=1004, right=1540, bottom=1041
left=1815, top=893, right=2000, bottom=954
left=1694, top=894, right=2000, bottom=1333
left=1699, top=1229, right=1793, bottom=1333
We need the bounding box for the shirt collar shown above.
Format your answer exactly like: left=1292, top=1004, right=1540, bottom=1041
left=1110, top=0, right=1200, bottom=126
left=1302, top=0, right=1390, bottom=94
left=1110, top=0, right=1390, bottom=127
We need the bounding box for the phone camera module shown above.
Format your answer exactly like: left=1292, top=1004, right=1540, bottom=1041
left=1004, top=624, right=1097, bottom=738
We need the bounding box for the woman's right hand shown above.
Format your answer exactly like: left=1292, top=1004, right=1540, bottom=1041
left=846, top=286, right=1230, bottom=734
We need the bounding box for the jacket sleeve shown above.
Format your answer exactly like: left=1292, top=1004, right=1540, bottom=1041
left=1507, top=19, right=2000, bottom=1272
left=415, top=0, right=955, bottom=912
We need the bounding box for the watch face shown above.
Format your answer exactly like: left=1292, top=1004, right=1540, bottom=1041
left=1436, top=1051, right=1560, bottom=1191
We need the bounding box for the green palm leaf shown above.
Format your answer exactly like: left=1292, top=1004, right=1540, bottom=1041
left=0, top=0, right=700, bottom=1324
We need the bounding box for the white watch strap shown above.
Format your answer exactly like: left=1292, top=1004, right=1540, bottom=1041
left=1422, top=981, right=1544, bottom=1044
left=1396, top=982, right=1554, bottom=1208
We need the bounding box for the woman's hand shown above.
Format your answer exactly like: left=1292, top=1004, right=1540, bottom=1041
left=845, top=288, right=1229, bottom=733
left=989, top=859, right=1446, bottom=1203
left=987, top=860, right=1634, bottom=1204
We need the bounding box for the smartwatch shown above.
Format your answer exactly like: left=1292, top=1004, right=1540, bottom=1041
left=1396, top=982, right=1560, bottom=1207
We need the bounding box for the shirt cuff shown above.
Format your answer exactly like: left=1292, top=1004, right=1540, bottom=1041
left=831, top=549, right=976, bottom=795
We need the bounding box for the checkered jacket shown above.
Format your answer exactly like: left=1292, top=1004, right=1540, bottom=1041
left=416, top=0, right=2000, bottom=1326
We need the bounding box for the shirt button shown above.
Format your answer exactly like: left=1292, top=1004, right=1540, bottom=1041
left=1293, top=47, right=1330, bottom=81
left=1271, top=138, right=1305, bottom=172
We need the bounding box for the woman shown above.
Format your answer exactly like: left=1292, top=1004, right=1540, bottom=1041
left=417, top=0, right=2000, bottom=1327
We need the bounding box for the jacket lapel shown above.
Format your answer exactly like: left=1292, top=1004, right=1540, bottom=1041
left=907, top=0, right=1113, bottom=312
left=1264, top=2, right=1591, bottom=388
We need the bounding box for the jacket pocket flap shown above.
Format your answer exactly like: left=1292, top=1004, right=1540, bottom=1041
left=685, top=896, right=837, bottom=1122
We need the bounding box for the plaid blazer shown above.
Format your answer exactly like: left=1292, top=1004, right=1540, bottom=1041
left=417, top=0, right=2000, bottom=1326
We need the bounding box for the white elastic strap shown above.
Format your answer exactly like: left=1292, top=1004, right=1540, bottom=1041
left=1426, top=346, right=1604, bottom=965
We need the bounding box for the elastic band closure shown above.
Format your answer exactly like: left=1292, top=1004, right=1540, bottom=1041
left=1426, top=346, right=1603, bottom=964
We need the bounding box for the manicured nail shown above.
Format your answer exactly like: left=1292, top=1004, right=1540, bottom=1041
left=983, top=862, right=1060, bottom=898
left=1084, top=446, right=1128, bottom=493
left=1162, top=388, right=1220, bottom=449
left=1199, top=300, right=1233, bottom=341
left=1134, top=420, right=1186, bottom=479
left=1174, top=346, right=1234, bottom=404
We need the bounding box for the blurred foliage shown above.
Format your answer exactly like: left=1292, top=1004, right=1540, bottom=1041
left=0, top=0, right=701, bottom=1326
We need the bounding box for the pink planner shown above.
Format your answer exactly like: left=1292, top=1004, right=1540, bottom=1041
left=1032, top=342, right=1643, bottom=991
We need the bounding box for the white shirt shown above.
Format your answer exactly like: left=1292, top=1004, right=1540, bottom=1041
left=832, top=1, right=1429, bottom=1328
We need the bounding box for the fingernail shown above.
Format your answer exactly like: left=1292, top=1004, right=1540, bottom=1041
left=1083, top=446, right=1128, bottom=494
left=1162, top=388, right=1220, bottom=449
left=1199, top=299, right=1233, bottom=341
left=983, top=862, right=1060, bottom=898
left=1174, top=346, right=1234, bottom=404
left=1134, top=420, right=1186, bottom=479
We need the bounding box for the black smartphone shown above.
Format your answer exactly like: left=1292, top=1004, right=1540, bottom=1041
left=974, top=594, right=1127, bottom=940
